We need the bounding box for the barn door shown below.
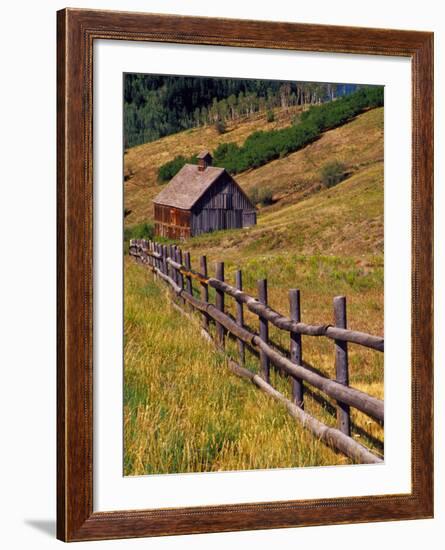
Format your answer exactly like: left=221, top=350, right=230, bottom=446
left=170, top=208, right=178, bottom=225
left=242, top=210, right=257, bottom=227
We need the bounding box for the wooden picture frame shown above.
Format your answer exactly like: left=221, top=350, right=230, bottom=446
left=57, top=8, right=434, bottom=542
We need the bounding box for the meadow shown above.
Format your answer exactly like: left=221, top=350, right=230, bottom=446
left=124, top=257, right=382, bottom=475
left=123, top=102, right=384, bottom=475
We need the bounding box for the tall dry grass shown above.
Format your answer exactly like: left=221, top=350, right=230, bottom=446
left=124, top=258, right=362, bottom=476
left=124, top=255, right=383, bottom=476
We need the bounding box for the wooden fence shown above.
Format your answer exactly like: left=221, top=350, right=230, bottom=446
left=129, top=238, right=384, bottom=465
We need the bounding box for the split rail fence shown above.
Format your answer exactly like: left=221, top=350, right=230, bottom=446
left=129, top=238, right=384, bottom=465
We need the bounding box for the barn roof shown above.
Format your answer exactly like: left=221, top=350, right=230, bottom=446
left=153, top=164, right=225, bottom=210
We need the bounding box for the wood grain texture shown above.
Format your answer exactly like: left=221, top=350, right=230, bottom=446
left=334, top=296, right=351, bottom=436
left=289, top=289, right=304, bottom=407
left=258, top=279, right=270, bottom=382
left=57, top=7, right=434, bottom=542
left=56, top=9, right=66, bottom=541
left=235, top=270, right=246, bottom=366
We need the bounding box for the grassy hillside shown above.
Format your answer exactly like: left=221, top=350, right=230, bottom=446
left=123, top=105, right=384, bottom=474
left=125, top=258, right=383, bottom=475
left=124, top=106, right=383, bottom=240
left=238, top=106, right=383, bottom=211
left=188, top=162, right=383, bottom=259
left=124, top=105, right=304, bottom=226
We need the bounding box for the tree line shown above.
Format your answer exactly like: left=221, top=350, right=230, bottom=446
left=124, top=74, right=358, bottom=148
left=157, top=86, right=383, bottom=182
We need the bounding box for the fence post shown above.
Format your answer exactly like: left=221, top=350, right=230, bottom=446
left=162, top=245, right=168, bottom=275
left=200, top=256, right=209, bottom=332
left=167, top=244, right=173, bottom=281
left=334, top=295, right=351, bottom=436
left=158, top=243, right=162, bottom=272
left=184, top=251, right=193, bottom=296
left=157, top=244, right=162, bottom=272
left=175, top=245, right=180, bottom=283
left=158, top=243, right=163, bottom=272
left=141, top=240, right=146, bottom=264
left=258, top=279, right=270, bottom=383
left=235, top=270, right=245, bottom=366
left=145, top=240, right=150, bottom=264
left=289, top=289, right=304, bottom=408
left=176, top=248, right=184, bottom=293
left=159, top=243, right=163, bottom=273
left=153, top=243, right=157, bottom=271
left=172, top=244, right=179, bottom=285
left=151, top=241, right=156, bottom=273
left=215, top=262, right=225, bottom=347
left=147, top=240, right=152, bottom=268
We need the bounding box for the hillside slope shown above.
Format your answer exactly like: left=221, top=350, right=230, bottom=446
left=238, top=107, right=383, bottom=210
left=124, top=105, right=303, bottom=224
left=124, top=107, right=383, bottom=256
left=124, top=106, right=385, bottom=470
left=189, top=162, right=383, bottom=259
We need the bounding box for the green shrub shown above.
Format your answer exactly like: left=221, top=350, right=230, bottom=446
left=158, top=154, right=198, bottom=182
left=266, top=109, right=275, bottom=123
left=258, top=187, right=274, bottom=206
left=248, top=186, right=273, bottom=206
left=320, top=161, right=347, bottom=188
left=215, top=119, right=226, bottom=134
left=124, top=222, right=154, bottom=243
left=158, top=86, right=383, bottom=179
left=249, top=187, right=259, bottom=205
left=301, top=86, right=383, bottom=132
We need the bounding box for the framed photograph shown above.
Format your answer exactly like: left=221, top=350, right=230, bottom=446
left=57, top=8, right=433, bottom=542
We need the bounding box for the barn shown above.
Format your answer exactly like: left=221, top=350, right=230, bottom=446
left=153, top=151, right=257, bottom=240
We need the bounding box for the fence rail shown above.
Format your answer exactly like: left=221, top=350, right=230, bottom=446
left=156, top=251, right=384, bottom=351
left=129, top=238, right=384, bottom=465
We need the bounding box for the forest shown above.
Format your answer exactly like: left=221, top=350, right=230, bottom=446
left=157, top=86, right=383, bottom=181
left=124, top=74, right=358, bottom=148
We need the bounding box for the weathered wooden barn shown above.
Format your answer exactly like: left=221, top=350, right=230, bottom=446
left=153, top=151, right=257, bottom=239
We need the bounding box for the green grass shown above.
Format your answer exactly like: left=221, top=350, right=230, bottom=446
left=124, top=222, right=154, bottom=242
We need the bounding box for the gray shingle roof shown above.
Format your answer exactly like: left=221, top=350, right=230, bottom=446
left=153, top=164, right=225, bottom=210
